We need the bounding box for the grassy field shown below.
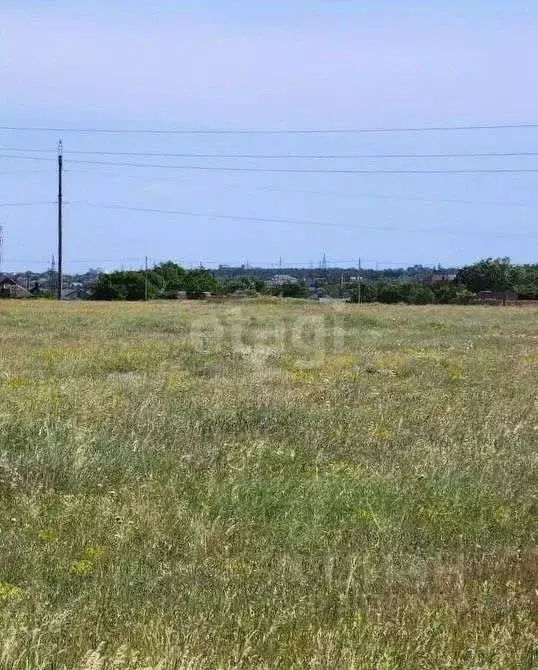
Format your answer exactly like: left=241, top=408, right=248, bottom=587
left=0, top=299, right=536, bottom=669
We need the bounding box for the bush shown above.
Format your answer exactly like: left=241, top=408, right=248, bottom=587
left=376, top=283, right=435, bottom=305
left=272, top=282, right=310, bottom=299
left=221, top=277, right=266, bottom=296
left=432, top=283, right=475, bottom=305
left=91, top=271, right=159, bottom=301
left=376, top=283, right=404, bottom=304
left=183, top=268, right=219, bottom=296
left=91, top=264, right=220, bottom=300
left=348, top=283, right=377, bottom=303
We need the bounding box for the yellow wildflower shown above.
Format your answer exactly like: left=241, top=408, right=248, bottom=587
left=0, top=582, right=22, bottom=602
left=372, top=425, right=393, bottom=441
left=71, top=559, right=94, bottom=576
left=8, top=376, right=29, bottom=389
left=493, top=506, right=511, bottom=525
left=38, top=527, right=59, bottom=543
left=447, top=365, right=464, bottom=381
left=70, top=545, right=104, bottom=576
left=84, top=545, right=104, bottom=561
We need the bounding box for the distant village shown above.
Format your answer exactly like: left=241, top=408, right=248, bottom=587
left=0, top=267, right=100, bottom=300
left=1, top=257, right=537, bottom=304
left=0, top=264, right=461, bottom=301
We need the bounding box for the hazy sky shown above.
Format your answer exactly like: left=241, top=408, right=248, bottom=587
left=1, top=0, right=537, bottom=271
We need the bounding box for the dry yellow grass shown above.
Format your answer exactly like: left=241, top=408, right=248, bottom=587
left=0, top=300, right=536, bottom=668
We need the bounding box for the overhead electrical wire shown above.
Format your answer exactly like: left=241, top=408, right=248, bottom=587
left=2, top=147, right=538, bottom=160
left=3, top=124, right=535, bottom=270
left=58, top=168, right=536, bottom=208
left=59, top=159, right=538, bottom=175
left=1, top=256, right=439, bottom=269
left=3, top=257, right=144, bottom=265
left=0, top=154, right=54, bottom=162
left=0, top=201, right=56, bottom=207
left=69, top=201, right=538, bottom=238
left=2, top=154, right=535, bottom=208
left=0, top=169, right=52, bottom=175
left=1, top=122, right=538, bottom=134
left=238, top=184, right=537, bottom=208
left=3, top=154, right=537, bottom=174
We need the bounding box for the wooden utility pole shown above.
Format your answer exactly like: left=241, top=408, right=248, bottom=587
left=144, top=256, right=149, bottom=301
left=57, top=140, right=63, bottom=300
left=357, top=257, right=362, bottom=305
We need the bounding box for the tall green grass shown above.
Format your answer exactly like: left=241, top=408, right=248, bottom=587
left=0, top=301, right=536, bottom=668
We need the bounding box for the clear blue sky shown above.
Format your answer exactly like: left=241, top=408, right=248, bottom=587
left=1, top=0, right=537, bottom=271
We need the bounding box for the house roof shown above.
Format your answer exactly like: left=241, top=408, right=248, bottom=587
left=268, top=274, right=299, bottom=285
left=0, top=276, right=20, bottom=286
left=476, top=290, right=518, bottom=299
left=62, top=287, right=92, bottom=299
left=0, top=276, right=31, bottom=296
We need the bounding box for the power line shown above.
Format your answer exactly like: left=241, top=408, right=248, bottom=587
left=0, top=169, right=53, bottom=175
left=0, top=154, right=54, bottom=162
left=12, top=155, right=537, bottom=217
left=274, top=184, right=524, bottom=210
left=2, top=154, right=534, bottom=206
left=42, top=156, right=538, bottom=174
left=70, top=201, right=538, bottom=238
left=65, top=159, right=538, bottom=175
left=3, top=147, right=538, bottom=159
left=2, top=257, right=145, bottom=266
left=1, top=122, right=538, bottom=134
left=0, top=201, right=56, bottom=207
left=0, top=256, right=431, bottom=269
left=228, top=183, right=538, bottom=209
left=3, top=153, right=538, bottom=174
left=60, top=168, right=537, bottom=209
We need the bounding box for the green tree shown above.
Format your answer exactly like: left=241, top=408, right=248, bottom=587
left=152, top=262, right=186, bottom=292
left=254, top=279, right=268, bottom=295
left=91, top=271, right=159, bottom=301
left=222, top=276, right=258, bottom=295
left=376, top=283, right=405, bottom=304
left=351, top=282, right=377, bottom=303
left=405, top=284, right=435, bottom=305
left=512, top=264, right=538, bottom=299
left=183, top=268, right=219, bottom=296
left=432, top=283, right=475, bottom=304
left=273, top=282, right=309, bottom=298
left=455, top=258, right=514, bottom=293
left=376, top=282, right=435, bottom=305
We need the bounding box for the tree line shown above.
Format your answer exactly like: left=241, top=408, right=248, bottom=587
left=91, top=262, right=219, bottom=300
left=341, top=258, right=536, bottom=304
left=89, top=258, right=537, bottom=303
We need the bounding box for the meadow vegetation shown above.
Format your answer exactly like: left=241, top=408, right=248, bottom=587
left=0, top=300, right=536, bottom=669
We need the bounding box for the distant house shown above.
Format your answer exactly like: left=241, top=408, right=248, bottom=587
left=186, top=291, right=212, bottom=300
left=267, top=274, right=299, bottom=288
left=475, top=290, right=518, bottom=305
left=421, top=273, right=457, bottom=285
left=308, top=287, right=326, bottom=301
left=0, top=276, right=31, bottom=298
left=166, top=290, right=187, bottom=300
left=62, top=287, right=92, bottom=301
